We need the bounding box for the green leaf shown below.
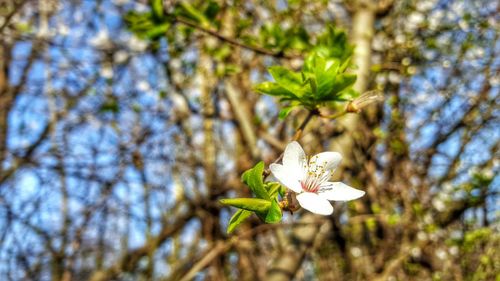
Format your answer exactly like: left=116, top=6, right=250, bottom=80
left=308, top=76, right=317, bottom=94
left=241, top=162, right=270, bottom=200
left=178, top=1, right=211, bottom=27
left=278, top=106, right=295, bottom=120
left=268, top=66, right=307, bottom=96
left=145, top=22, right=170, bottom=40
left=227, top=209, right=252, bottom=234
left=254, top=82, right=296, bottom=98
left=204, top=1, right=220, bottom=20
left=332, top=74, right=357, bottom=94
left=265, top=182, right=282, bottom=199
left=337, top=88, right=359, bottom=101
left=150, top=0, right=164, bottom=20
left=220, top=198, right=271, bottom=213
left=265, top=200, right=282, bottom=223
left=315, top=58, right=339, bottom=98
left=339, top=57, right=351, bottom=73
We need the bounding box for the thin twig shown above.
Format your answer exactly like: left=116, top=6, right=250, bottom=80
left=273, top=109, right=317, bottom=165
left=173, top=16, right=298, bottom=59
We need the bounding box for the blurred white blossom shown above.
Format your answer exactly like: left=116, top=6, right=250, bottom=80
left=57, top=24, right=69, bottom=36
left=407, top=12, right=425, bottom=31
left=350, top=247, right=362, bottom=257
left=128, top=35, right=148, bottom=52
left=388, top=72, right=402, bottom=84
left=432, top=197, right=446, bottom=211
left=411, top=247, right=422, bottom=258
left=417, top=0, right=436, bottom=12
left=170, top=58, right=182, bottom=69
left=100, top=64, right=113, bottom=79
left=113, top=51, right=129, bottom=64
left=436, top=249, right=447, bottom=260
left=428, top=10, right=444, bottom=30
left=449, top=246, right=459, bottom=256
left=89, top=29, right=112, bottom=49
left=137, top=81, right=151, bottom=92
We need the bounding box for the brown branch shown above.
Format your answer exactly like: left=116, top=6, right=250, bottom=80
left=272, top=109, right=317, bottom=165
left=225, top=81, right=260, bottom=160
left=90, top=208, right=196, bottom=281
left=173, top=16, right=297, bottom=59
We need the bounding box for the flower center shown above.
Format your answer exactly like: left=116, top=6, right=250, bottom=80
left=300, top=177, right=321, bottom=193
left=300, top=156, right=331, bottom=193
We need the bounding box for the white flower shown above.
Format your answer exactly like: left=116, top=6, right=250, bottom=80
left=270, top=141, right=365, bottom=215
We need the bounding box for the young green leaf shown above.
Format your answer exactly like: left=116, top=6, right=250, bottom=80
left=254, top=82, right=296, bottom=98
left=332, top=74, right=357, bottom=94
left=315, top=58, right=339, bottom=99
left=220, top=198, right=271, bottom=213
left=308, top=77, right=317, bottom=94
left=265, top=200, right=282, bottom=223
left=178, top=1, right=211, bottom=27
left=268, top=66, right=307, bottom=97
left=339, top=57, right=351, bottom=73
left=241, top=162, right=270, bottom=200
left=150, top=0, right=164, bottom=20
left=278, top=106, right=295, bottom=120
left=227, top=209, right=252, bottom=234
left=145, top=22, right=170, bottom=40
left=265, top=182, right=282, bottom=199
left=337, top=88, right=359, bottom=101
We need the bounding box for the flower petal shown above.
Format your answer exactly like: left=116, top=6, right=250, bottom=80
left=269, top=163, right=302, bottom=193
left=283, top=141, right=306, bottom=179
left=296, top=192, right=334, bottom=215
left=310, top=151, right=342, bottom=172
left=318, top=182, right=365, bottom=201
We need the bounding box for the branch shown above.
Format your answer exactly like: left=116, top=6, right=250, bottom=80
left=272, top=109, right=317, bottom=165
left=172, top=16, right=297, bottom=59
left=225, top=81, right=260, bottom=160
left=90, top=208, right=195, bottom=281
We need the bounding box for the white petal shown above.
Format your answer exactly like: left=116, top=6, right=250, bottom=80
left=296, top=192, right=333, bottom=215
left=269, top=163, right=302, bottom=193
left=318, top=182, right=365, bottom=201
left=310, top=151, right=342, bottom=171
left=283, top=141, right=307, bottom=179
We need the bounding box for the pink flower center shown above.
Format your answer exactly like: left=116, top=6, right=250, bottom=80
left=300, top=178, right=321, bottom=193
left=300, top=156, right=331, bottom=193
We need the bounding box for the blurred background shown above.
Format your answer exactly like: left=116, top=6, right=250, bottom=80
left=0, top=0, right=499, bottom=280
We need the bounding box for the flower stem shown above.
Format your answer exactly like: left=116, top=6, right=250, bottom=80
left=273, top=109, right=317, bottom=165
left=319, top=110, right=348, bottom=119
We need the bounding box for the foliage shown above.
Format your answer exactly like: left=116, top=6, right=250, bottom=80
left=220, top=162, right=284, bottom=233
left=254, top=26, right=357, bottom=118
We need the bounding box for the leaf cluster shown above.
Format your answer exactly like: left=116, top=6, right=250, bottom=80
left=124, top=0, right=220, bottom=41
left=124, top=0, right=170, bottom=40
left=254, top=27, right=358, bottom=118
left=220, top=162, right=285, bottom=233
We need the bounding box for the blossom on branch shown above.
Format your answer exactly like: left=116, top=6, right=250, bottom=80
left=270, top=141, right=365, bottom=215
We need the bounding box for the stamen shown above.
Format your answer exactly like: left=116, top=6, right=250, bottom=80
left=301, top=155, right=330, bottom=193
